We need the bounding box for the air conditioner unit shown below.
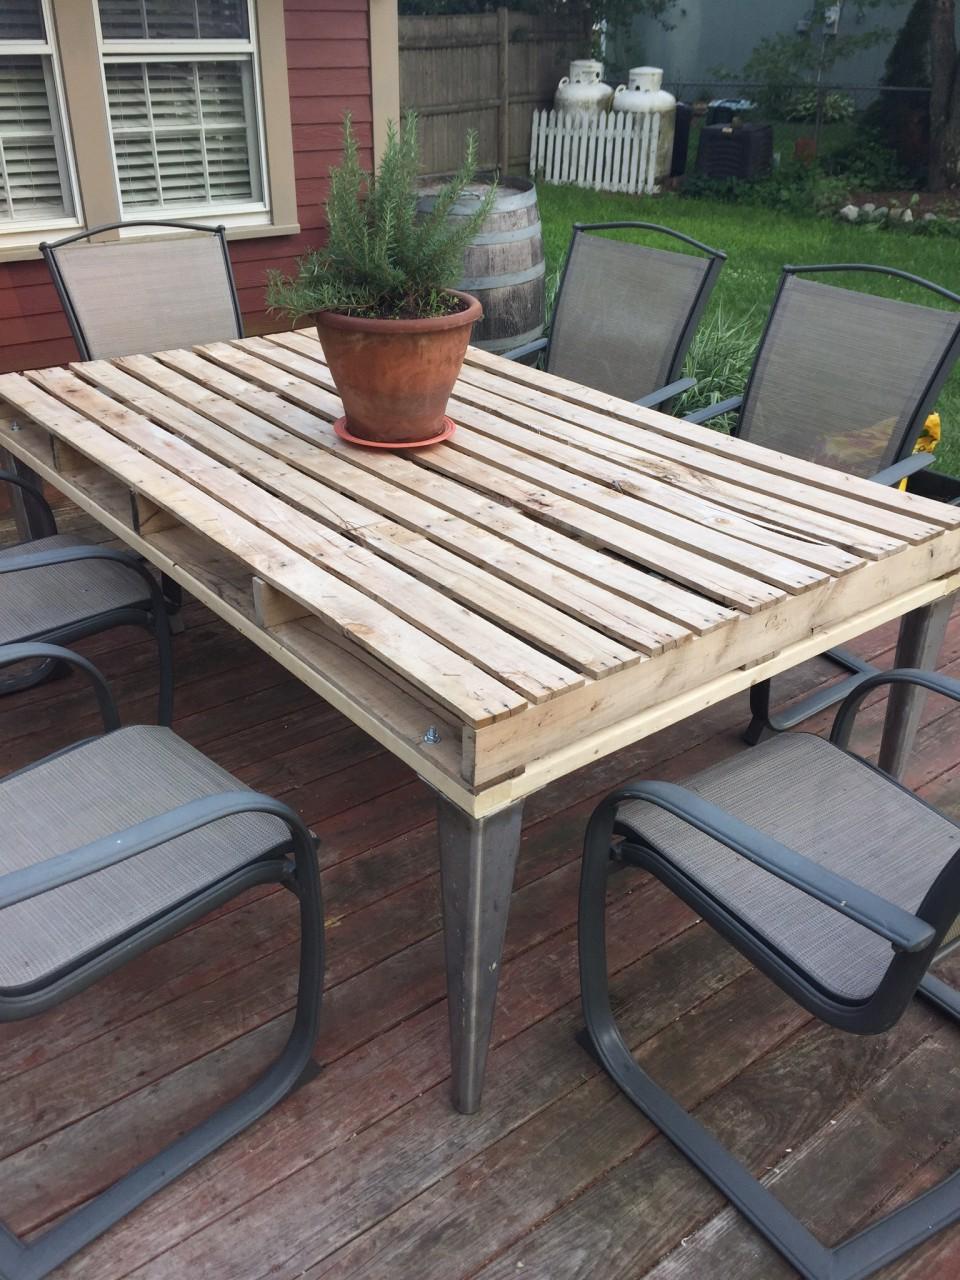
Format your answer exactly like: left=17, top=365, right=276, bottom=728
left=695, top=123, right=774, bottom=180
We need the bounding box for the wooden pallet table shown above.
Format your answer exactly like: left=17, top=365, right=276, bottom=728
left=3, top=334, right=960, bottom=1113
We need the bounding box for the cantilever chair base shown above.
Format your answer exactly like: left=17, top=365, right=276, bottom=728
left=579, top=673, right=960, bottom=1280
left=744, top=645, right=875, bottom=745
left=0, top=645, right=324, bottom=1280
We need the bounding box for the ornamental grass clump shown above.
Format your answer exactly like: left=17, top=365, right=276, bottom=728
left=268, top=113, right=496, bottom=321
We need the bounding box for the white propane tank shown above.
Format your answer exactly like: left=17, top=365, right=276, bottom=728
left=612, top=66, right=676, bottom=179
left=554, top=59, right=614, bottom=116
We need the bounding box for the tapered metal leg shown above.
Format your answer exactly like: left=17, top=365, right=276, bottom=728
left=878, top=595, right=955, bottom=779
left=436, top=795, right=524, bottom=1114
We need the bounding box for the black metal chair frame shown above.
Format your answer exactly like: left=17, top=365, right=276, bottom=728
left=579, top=668, right=960, bottom=1280
left=39, top=220, right=244, bottom=363
left=0, top=472, right=174, bottom=724
left=0, top=642, right=324, bottom=1280
left=683, top=264, right=960, bottom=745
left=504, top=221, right=726, bottom=409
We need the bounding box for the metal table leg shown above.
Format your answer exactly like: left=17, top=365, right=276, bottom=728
left=878, top=594, right=955, bottom=779
left=435, top=794, right=524, bottom=1114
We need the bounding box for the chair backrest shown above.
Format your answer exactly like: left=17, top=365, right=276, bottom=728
left=41, top=221, right=244, bottom=361
left=737, top=265, right=960, bottom=478
left=545, top=222, right=725, bottom=402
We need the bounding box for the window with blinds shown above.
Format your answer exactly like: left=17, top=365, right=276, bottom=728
left=0, top=1, right=74, bottom=225
left=99, top=0, right=264, bottom=216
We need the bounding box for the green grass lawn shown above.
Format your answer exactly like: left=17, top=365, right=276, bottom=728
left=535, top=183, right=960, bottom=474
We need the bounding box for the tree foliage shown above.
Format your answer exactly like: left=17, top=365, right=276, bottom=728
left=717, top=1, right=904, bottom=119
left=267, top=115, right=496, bottom=320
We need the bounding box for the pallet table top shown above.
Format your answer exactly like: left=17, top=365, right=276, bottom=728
left=2, top=333, right=960, bottom=818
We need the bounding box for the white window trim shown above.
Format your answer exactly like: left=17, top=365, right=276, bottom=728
left=0, top=0, right=84, bottom=240
left=95, top=0, right=271, bottom=223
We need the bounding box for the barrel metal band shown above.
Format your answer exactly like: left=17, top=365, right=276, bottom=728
left=458, top=261, right=546, bottom=291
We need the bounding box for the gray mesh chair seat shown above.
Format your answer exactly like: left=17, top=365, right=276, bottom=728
left=579, top=668, right=960, bottom=1280
left=0, top=535, right=150, bottom=644
left=505, top=222, right=725, bottom=409
left=0, top=643, right=323, bottom=1280
left=0, top=470, right=173, bottom=722
left=0, top=725, right=289, bottom=991
left=616, top=732, right=959, bottom=1001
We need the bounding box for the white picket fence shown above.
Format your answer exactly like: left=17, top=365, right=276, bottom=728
left=529, top=108, right=661, bottom=195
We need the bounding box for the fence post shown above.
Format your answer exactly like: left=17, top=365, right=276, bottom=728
left=498, top=7, right=510, bottom=173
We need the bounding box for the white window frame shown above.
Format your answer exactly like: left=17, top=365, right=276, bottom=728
left=95, top=0, right=271, bottom=225
left=0, top=0, right=83, bottom=243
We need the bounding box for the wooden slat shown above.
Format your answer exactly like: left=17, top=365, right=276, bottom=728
left=0, top=373, right=527, bottom=729
left=462, top=343, right=960, bottom=530
left=169, top=343, right=736, bottom=636
left=275, top=331, right=906, bottom=562
left=31, top=366, right=593, bottom=704
left=103, top=355, right=701, bottom=656
left=70, top=359, right=653, bottom=676
left=448, top=363, right=941, bottom=545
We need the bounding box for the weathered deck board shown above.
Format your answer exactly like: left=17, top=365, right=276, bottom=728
left=1, top=513, right=960, bottom=1279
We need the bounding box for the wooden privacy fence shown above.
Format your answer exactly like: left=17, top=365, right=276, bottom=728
left=530, top=109, right=662, bottom=195
left=399, top=10, right=581, bottom=176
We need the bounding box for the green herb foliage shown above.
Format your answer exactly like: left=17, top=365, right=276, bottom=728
left=267, top=114, right=496, bottom=321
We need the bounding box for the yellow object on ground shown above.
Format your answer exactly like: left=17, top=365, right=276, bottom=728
left=900, top=412, right=941, bottom=490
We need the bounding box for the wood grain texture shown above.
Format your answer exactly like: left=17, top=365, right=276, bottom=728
left=3, top=334, right=960, bottom=814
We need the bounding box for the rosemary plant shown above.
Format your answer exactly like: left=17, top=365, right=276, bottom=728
left=267, top=114, right=496, bottom=321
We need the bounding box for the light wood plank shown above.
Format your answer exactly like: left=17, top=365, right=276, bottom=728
left=271, top=331, right=941, bottom=544
left=30, top=366, right=587, bottom=704
left=172, top=344, right=736, bottom=636
left=72, top=359, right=651, bottom=675
left=100, top=355, right=695, bottom=659
left=0, top=373, right=527, bottom=729
left=443, top=425, right=832, bottom=594
left=462, top=344, right=960, bottom=530
left=276, top=329, right=889, bottom=565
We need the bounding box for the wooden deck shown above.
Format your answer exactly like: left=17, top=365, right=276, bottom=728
left=3, top=509, right=960, bottom=1280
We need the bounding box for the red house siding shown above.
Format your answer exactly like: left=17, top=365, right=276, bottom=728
left=0, top=0, right=372, bottom=376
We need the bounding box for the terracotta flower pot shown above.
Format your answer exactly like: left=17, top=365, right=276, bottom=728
left=314, top=290, right=482, bottom=444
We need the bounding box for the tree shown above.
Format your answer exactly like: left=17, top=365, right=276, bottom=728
left=929, top=0, right=960, bottom=187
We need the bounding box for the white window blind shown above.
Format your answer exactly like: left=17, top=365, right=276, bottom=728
left=0, top=1, right=74, bottom=225
left=99, top=0, right=263, bottom=216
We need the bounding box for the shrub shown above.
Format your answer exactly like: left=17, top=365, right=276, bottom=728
left=675, top=303, right=760, bottom=429
left=784, top=89, right=856, bottom=124
left=267, top=114, right=496, bottom=321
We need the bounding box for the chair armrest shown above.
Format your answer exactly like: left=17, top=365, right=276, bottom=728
left=0, top=543, right=165, bottom=613
left=0, top=789, right=316, bottom=911
left=0, top=641, right=120, bottom=733
left=831, top=667, right=960, bottom=751
left=869, top=453, right=935, bottom=487
left=634, top=376, right=696, bottom=408
left=593, top=779, right=935, bottom=953
left=501, top=337, right=548, bottom=362
left=683, top=394, right=744, bottom=425
left=0, top=469, right=57, bottom=538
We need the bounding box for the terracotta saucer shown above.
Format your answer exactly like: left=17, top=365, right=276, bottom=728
left=332, top=416, right=456, bottom=449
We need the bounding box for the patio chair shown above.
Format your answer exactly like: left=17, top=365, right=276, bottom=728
left=503, top=222, right=726, bottom=409
left=0, top=641, right=324, bottom=1280
left=40, top=220, right=243, bottom=362
left=683, top=264, right=960, bottom=745
left=0, top=472, right=173, bottom=723
left=579, top=668, right=960, bottom=1280
left=39, top=219, right=244, bottom=629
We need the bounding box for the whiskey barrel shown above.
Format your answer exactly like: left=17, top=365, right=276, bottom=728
left=416, top=176, right=545, bottom=353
